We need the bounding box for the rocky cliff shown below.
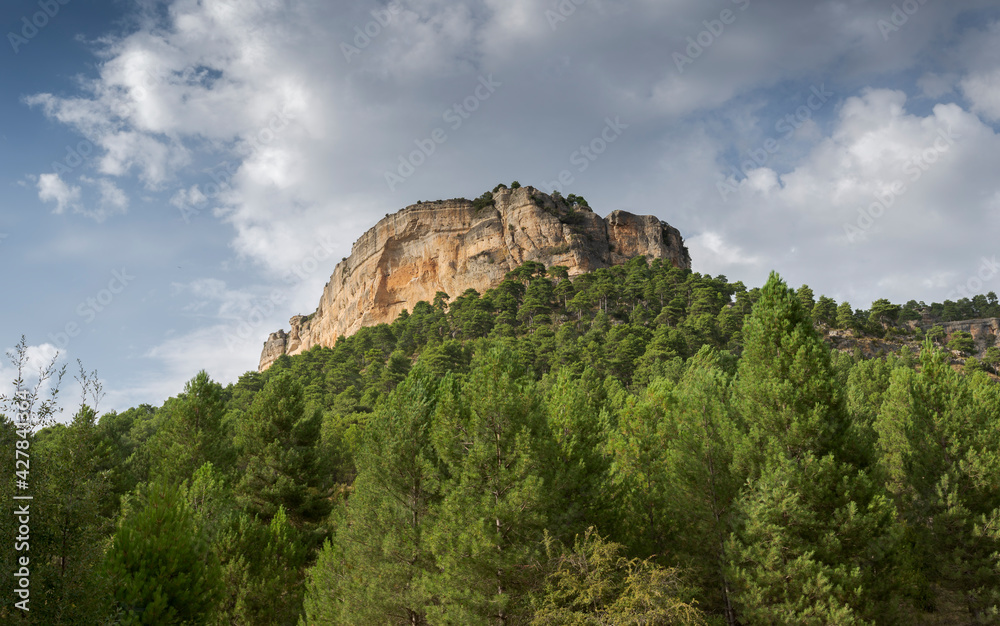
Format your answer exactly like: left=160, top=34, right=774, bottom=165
left=258, top=186, right=690, bottom=371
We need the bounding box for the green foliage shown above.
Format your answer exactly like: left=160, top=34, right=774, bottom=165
left=531, top=527, right=705, bottom=625
left=303, top=364, right=442, bottom=624
left=104, top=481, right=222, bottom=624
left=147, top=371, right=233, bottom=485
left=733, top=272, right=844, bottom=473
left=235, top=372, right=331, bottom=528
left=473, top=191, right=496, bottom=211
left=947, top=330, right=976, bottom=356
left=982, top=346, right=1000, bottom=372
left=926, top=325, right=945, bottom=344
left=812, top=295, right=838, bottom=327
left=874, top=345, right=1000, bottom=618
left=8, top=257, right=1000, bottom=624
left=729, top=273, right=897, bottom=623
left=427, top=344, right=554, bottom=623
left=836, top=301, right=856, bottom=330
left=869, top=298, right=902, bottom=328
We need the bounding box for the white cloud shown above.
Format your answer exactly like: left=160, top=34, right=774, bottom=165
left=689, top=88, right=1000, bottom=306
left=961, top=68, right=1000, bottom=122
left=687, top=231, right=762, bottom=270
left=37, top=174, right=82, bottom=215
left=80, top=176, right=130, bottom=221
left=170, top=184, right=207, bottom=209
left=958, top=20, right=1000, bottom=122
left=37, top=174, right=129, bottom=222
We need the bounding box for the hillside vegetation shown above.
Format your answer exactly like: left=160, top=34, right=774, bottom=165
left=2, top=258, right=1000, bottom=624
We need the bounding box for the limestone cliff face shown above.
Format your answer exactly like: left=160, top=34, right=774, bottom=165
left=919, top=318, right=1000, bottom=353
left=259, top=186, right=690, bottom=371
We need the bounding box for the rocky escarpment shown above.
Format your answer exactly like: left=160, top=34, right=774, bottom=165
left=926, top=318, right=1000, bottom=349
left=826, top=318, right=1000, bottom=364
left=259, top=186, right=690, bottom=371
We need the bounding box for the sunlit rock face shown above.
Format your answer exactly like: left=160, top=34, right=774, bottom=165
left=259, top=186, right=690, bottom=371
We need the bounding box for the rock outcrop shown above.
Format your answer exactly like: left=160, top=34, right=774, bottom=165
left=259, top=186, right=690, bottom=371
left=930, top=318, right=1000, bottom=348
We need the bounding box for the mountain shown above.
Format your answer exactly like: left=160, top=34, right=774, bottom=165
left=259, top=185, right=690, bottom=371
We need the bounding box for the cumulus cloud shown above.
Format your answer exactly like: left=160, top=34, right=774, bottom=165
left=698, top=88, right=1000, bottom=305
left=958, top=20, right=1000, bottom=122
left=36, top=173, right=129, bottom=222
left=37, top=174, right=82, bottom=215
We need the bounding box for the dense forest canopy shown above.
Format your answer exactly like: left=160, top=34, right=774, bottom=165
left=2, top=258, right=999, bottom=624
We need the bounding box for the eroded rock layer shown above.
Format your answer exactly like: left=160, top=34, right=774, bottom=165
left=259, top=186, right=690, bottom=371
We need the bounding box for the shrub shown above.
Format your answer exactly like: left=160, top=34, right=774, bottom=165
left=947, top=330, right=976, bottom=356
left=473, top=191, right=495, bottom=212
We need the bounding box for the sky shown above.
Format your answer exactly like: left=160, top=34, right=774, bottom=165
left=2, top=0, right=1000, bottom=416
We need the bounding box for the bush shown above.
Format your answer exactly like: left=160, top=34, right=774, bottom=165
left=473, top=191, right=495, bottom=212
left=981, top=346, right=1000, bottom=372
left=511, top=180, right=521, bottom=189
left=560, top=209, right=587, bottom=227
left=947, top=330, right=976, bottom=356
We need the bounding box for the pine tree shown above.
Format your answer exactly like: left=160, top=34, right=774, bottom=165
left=544, top=367, right=612, bottom=541
left=732, top=272, right=844, bottom=476
left=31, top=405, right=113, bottom=622
left=812, top=295, right=838, bottom=327
left=105, top=481, right=222, bottom=624
left=214, top=507, right=308, bottom=625
left=302, top=363, right=443, bottom=624
left=728, top=272, right=897, bottom=623
left=660, top=346, right=740, bottom=624
left=235, top=372, right=331, bottom=529
left=874, top=345, right=1000, bottom=619
left=836, top=301, right=855, bottom=330
left=427, top=343, right=553, bottom=623
left=148, top=371, right=234, bottom=485
left=605, top=377, right=676, bottom=560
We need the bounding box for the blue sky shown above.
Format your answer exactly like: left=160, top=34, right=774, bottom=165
left=3, top=0, right=1000, bottom=416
